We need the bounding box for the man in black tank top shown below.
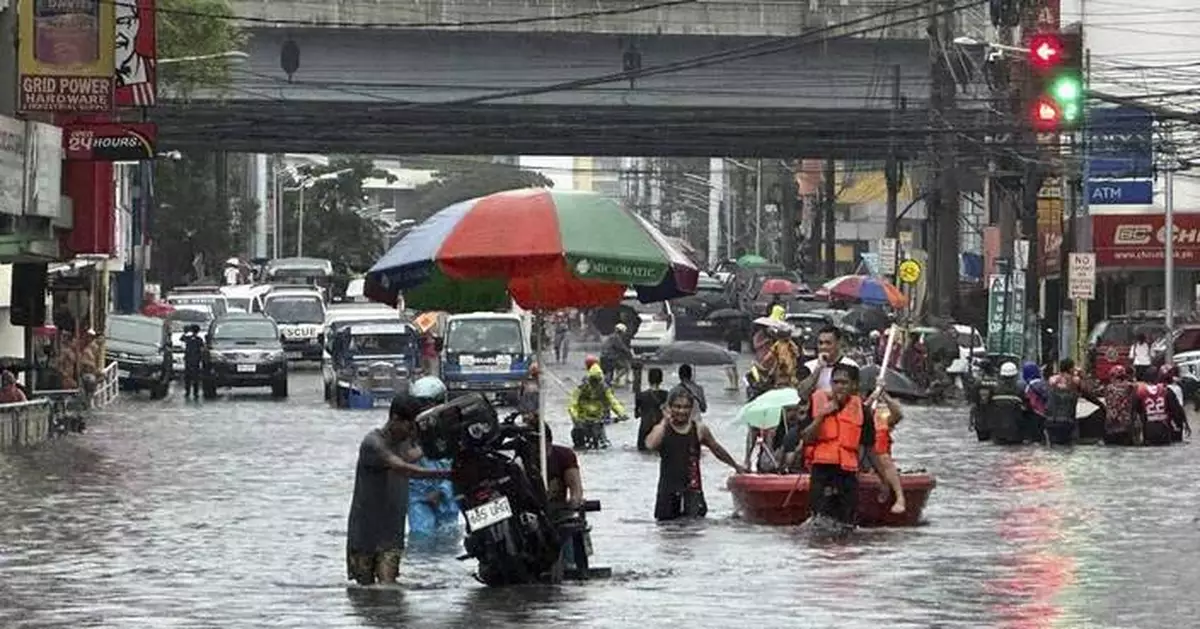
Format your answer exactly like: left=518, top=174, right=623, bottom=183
left=645, top=387, right=747, bottom=521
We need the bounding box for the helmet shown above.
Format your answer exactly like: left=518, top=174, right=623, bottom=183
left=999, top=362, right=1019, bottom=378
left=584, top=354, right=599, bottom=369
left=410, top=376, right=447, bottom=409
left=1109, top=365, right=1128, bottom=380
left=869, top=330, right=881, bottom=340
left=615, top=323, right=628, bottom=333
left=770, top=304, right=786, bottom=321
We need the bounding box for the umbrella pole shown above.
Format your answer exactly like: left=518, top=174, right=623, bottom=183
left=536, top=309, right=548, bottom=490
left=872, top=324, right=899, bottom=400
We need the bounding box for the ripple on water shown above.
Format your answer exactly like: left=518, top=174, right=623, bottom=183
left=0, top=366, right=1196, bottom=628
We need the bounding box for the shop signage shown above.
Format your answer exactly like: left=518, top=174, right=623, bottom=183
left=0, top=116, right=24, bottom=215
left=63, top=122, right=156, bottom=160
left=1093, top=213, right=1200, bottom=267
left=17, top=0, right=116, bottom=113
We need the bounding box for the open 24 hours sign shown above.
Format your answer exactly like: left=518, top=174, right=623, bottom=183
left=62, top=122, right=156, bottom=161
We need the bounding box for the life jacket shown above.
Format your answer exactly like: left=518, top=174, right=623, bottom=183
left=872, top=404, right=893, bottom=457
left=1136, top=383, right=1170, bottom=424
left=805, top=390, right=864, bottom=472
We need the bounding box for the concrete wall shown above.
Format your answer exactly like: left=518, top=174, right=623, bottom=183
left=234, top=28, right=932, bottom=109
left=231, top=0, right=932, bottom=38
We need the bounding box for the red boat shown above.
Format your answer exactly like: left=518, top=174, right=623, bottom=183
left=727, top=472, right=936, bottom=527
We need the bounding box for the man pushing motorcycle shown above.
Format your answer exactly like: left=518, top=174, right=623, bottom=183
left=568, top=363, right=629, bottom=449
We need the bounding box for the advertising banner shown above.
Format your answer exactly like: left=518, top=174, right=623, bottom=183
left=114, top=0, right=156, bottom=106
left=1087, top=106, right=1154, bottom=179
left=0, top=116, right=24, bottom=215
left=63, top=122, right=157, bottom=160
left=17, top=0, right=116, bottom=113
left=1093, top=213, right=1200, bottom=267
left=1037, top=197, right=1062, bottom=276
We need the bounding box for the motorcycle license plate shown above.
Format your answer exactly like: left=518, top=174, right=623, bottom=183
left=464, top=496, right=513, bottom=531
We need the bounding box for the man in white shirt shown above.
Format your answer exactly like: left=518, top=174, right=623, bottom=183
left=223, top=263, right=241, bottom=286
left=797, top=325, right=860, bottom=396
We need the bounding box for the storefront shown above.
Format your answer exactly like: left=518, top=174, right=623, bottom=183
left=1092, top=211, right=1200, bottom=315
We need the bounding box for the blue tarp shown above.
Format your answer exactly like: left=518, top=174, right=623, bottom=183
left=408, top=458, right=459, bottom=537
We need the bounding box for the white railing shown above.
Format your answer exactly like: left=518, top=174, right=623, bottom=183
left=92, top=361, right=120, bottom=408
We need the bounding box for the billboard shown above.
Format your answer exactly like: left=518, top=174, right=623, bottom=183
left=114, top=0, right=156, bottom=106
left=1087, top=106, right=1153, bottom=180
left=17, top=0, right=116, bottom=113
left=1092, top=213, right=1200, bottom=267
left=1037, top=197, right=1062, bottom=275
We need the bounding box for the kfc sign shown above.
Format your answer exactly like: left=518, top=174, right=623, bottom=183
left=1094, top=213, right=1200, bottom=267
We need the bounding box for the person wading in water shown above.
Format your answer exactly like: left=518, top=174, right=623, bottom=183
left=346, top=392, right=451, bottom=586
left=645, top=387, right=746, bottom=521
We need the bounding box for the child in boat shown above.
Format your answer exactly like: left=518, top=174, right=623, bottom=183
left=864, top=388, right=906, bottom=514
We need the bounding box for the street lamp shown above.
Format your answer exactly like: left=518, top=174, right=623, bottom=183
left=951, top=36, right=1028, bottom=55
left=288, top=168, right=352, bottom=257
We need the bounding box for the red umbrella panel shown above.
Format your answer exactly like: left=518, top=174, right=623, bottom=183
left=760, top=278, right=796, bottom=296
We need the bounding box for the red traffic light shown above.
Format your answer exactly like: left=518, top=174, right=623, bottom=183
left=1028, top=33, right=1064, bottom=70
left=1031, top=97, right=1061, bottom=130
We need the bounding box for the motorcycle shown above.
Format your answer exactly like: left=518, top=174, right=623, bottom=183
left=415, top=394, right=604, bottom=586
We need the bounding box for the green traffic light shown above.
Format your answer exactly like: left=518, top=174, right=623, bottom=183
left=1051, top=75, right=1082, bottom=102
left=1062, top=102, right=1081, bottom=122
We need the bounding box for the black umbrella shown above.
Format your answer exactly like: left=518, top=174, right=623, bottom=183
left=921, top=330, right=960, bottom=362
left=858, top=364, right=927, bottom=401
left=590, top=305, right=641, bottom=336
left=842, top=306, right=889, bottom=333
left=645, top=341, right=737, bottom=366
left=707, top=308, right=750, bottom=321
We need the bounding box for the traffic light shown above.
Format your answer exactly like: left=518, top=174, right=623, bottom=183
left=1026, top=30, right=1084, bottom=132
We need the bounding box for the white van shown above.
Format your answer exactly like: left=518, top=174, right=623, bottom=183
left=221, top=284, right=273, bottom=313
left=441, top=312, right=534, bottom=403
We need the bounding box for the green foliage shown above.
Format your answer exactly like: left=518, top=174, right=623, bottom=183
left=275, top=157, right=396, bottom=275
left=151, top=152, right=249, bottom=286
left=157, top=0, right=246, bottom=97
left=409, top=162, right=554, bottom=222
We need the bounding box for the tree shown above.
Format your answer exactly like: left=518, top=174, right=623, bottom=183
left=275, top=157, right=396, bottom=275
left=409, top=162, right=554, bottom=222
left=157, top=0, right=247, bottom=98
left=151, top=153, right=248, bottom=286
left=149, top=0, right=248, bottom=287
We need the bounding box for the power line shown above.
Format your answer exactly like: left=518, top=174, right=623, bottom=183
left=426, top=0, right=984, bottom=108
left=113, top=0, right=701, bottom=29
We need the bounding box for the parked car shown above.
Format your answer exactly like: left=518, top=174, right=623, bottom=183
left=166, top=286, right=229, bottom=318
left=1087, top=313, right=1168, bottom=382
left=673, top=274, right=732, bottom=341
left=202, top=313, right=289, bottom=398
left=105, top=314, right=172, bottom=399
left=622, top=289, right=675, bottom=353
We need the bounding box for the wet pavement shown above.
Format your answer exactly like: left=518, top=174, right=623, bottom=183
left=2, top=355, right=1198, bottom=628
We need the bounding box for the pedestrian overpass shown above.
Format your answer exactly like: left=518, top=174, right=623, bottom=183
left=151, top=0, right=992, bottom=157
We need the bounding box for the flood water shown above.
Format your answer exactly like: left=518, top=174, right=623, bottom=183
left=2, top=357, right=1197, bottom=628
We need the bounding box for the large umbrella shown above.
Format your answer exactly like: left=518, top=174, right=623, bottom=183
left=737, top=253, right=770, bottom=267
left=365, top=188, right=700, bottom=312
left=842, top=305, right=890, bottom=333
left=365, top=188, right=700, bottom=488
left=645, top=341, right=736, bottom=366
left=820, top=275, right=907, bottom=308
left=736, top=388, right=801, bottom=429
left=590, top=304, right=641, bottom=337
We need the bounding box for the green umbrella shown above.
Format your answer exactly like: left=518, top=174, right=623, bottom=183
left=737, top=253, right=770, bottom=267
left=735, top=388, right=801, bottom=429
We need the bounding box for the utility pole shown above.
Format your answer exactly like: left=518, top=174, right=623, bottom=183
left=1166, top=165, right=1175, bottom=330
left=754, top=158, right=764, bottom=254
left=780, top=159, right=798, bottom=270
left=885, top=64, right=902, bottom=239
left=822, top=157, right=836, bottom=278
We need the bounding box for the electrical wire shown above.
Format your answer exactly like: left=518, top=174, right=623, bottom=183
left=111, top=0, right=702, bottom=29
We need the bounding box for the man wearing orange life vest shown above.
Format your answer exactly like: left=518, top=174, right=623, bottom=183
left=800, top=363, right=876, bottom=525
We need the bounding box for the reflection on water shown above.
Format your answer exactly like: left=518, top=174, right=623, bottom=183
left=1, top=366, right=1198, bottom=628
